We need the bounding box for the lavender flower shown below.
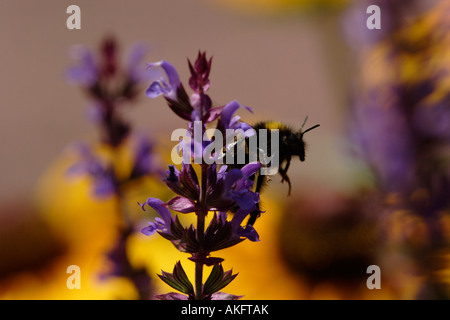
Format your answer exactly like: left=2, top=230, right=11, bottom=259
left=146, top=52, right=223, bottom=123
left=67, top=36, right=150, bottom=146
left=66, top=143, right=117, bottom=198
left=141, top=51, right=263, bottom=299
left=129, top=133, right=158, bottom=179
left=66, top=37, right=158, bottom=299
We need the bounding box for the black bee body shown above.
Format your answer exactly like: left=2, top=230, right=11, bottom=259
left=227, top=118, right=319, bottom=226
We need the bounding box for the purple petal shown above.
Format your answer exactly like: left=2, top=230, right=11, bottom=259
left=219, top=100, right=252, bottom=129
left=66, top=161, right=88, bottom=177
left=126, top=43, right=149, bottom=82
left=155, top=292, right=189, bottom=300
left=240, top=162, right=261, bottom=179
left=205, top=106, right=224, bottom=123
left=140, top=197, right=173, bottom=226
left=210, top=292, right=244, bottom=300
left=218, top=165, right=228, bottom=175
left=230, top=207, right=253, bottom=230
left=66, top=46, right=98, bottom=86
left=145, top=60, right=180, bottom=100
left=141, top=221, right=162, bottom=236
left=146, top=81, right=167, bottom=98
left=131, top=133, right=154, bottom=177
left=229, top=190, right=258, bottom=211
left=218, top=211, right=228, bottom=224
left=223, top=169, right=244, bottom=191
left=238, top=225, right=260, bottom=242
left=166, top=196, right=197, bottom=213
left=92, top=176, right=116, bottom=198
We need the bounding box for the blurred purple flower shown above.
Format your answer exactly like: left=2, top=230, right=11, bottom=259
left=68, top=37, right=152, bottom=147
left=68, top=38, right=150, bottom=88
left=130, top=133, right=158, bottom=179
left=67, top=46, right=98, bottom=86
left=342, top=0, right=419, bottom=52
left=66, top=143, right=117, bottom=197
left=126, top=43, right=151, bottom=83
left=413, top=99, right=450, bottom=141
left=99, top=227, right=153, bottom=299
left=349, top=92, right=416, bottom=192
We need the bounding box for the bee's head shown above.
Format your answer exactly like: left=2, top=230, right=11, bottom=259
left=295, top=116, right=320, bottom=161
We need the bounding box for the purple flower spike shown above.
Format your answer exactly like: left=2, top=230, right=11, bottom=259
left=140, top=51, right=267, bottom=299
left=146, top=60, right=181, bottom=100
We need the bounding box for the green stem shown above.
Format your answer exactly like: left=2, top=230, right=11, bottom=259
left=194, top=161, right=208, bottom=300
left=194, top=254, right=204, bottom=300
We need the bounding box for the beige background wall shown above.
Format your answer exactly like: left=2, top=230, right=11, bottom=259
left=0, top=0, right=354, bottom=203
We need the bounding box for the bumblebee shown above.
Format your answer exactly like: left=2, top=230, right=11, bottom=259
left=227, top=116, right=320, bottom=226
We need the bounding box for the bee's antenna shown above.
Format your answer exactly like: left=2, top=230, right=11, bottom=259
left=302, top=124, right=320, bottom=135
left=300, top=115, right=319, bottom=135
left=300, top=115, right=309, bottom=130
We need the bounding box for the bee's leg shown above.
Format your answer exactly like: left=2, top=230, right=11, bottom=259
left=246, top=207, right=260, bottom=226
left=246, top=172, right=265, bottom=226
left=280, top=158, right=291, bottom=182
left=279, top=158, right=292, bottom=195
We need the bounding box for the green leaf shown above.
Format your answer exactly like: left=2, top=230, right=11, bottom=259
left=203, top=264, right=238, bottom=295
left=203, top=264, right=224, bottom=295
left=158, top=262, right=194, bottom=295
left=173, top=261, right=194, bottom=294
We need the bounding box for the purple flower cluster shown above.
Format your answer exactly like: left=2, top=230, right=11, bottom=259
left=141, top=52, right=262, bottom=300
left=67, top=37, right=149, bottom=146
left=67, top=133, right=157, bottom=198
left=66, top=37, right=158, bottom=299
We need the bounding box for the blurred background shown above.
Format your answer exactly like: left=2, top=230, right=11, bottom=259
left=1, top=0, right=449, bottom=299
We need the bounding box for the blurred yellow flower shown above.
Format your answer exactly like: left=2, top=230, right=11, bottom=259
left=360, top=1, right=450, bottom=103
left=212, top=0, right=351, bottom=16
